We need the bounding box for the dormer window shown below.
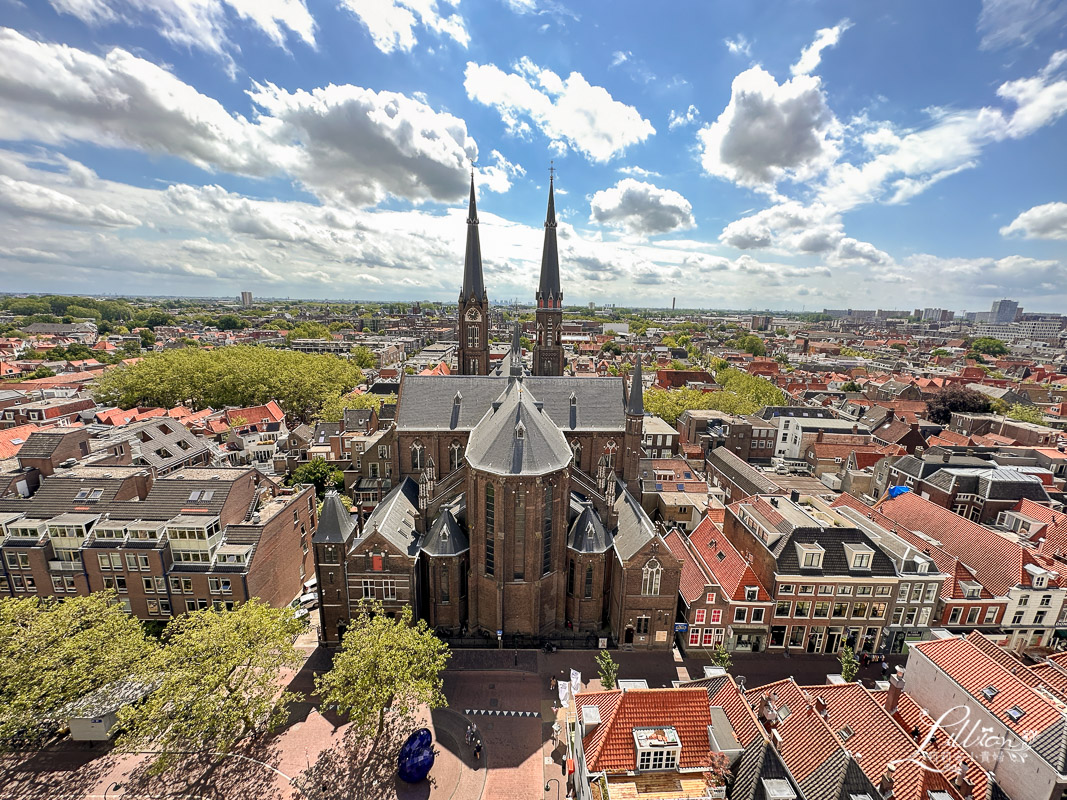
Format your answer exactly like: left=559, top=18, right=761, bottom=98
left=796, top=542, right=825, bottom=570
left=843, top=543, right=875, bottom=571
left=745, top=586, right=759, bottom=601
left=633, top=727, right=680, bottom=772
left=961, top=581, right=982, bottom=599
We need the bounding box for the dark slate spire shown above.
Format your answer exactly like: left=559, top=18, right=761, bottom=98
left=626, top=355, right=644, bottom=416
left=312, top=490, right=356, bottom=544
left=460, top=173, right=485, bottom=302
left=510, top=322, right=523, bottom=378
left=537, top=172, right=561, bottom=305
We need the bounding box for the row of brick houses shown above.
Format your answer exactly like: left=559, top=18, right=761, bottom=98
left=0, top=461, right=315, bottom=619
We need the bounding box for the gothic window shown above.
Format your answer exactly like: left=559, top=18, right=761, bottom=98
left=410, top=441, right=424, bottom=471
left=584, top=564, right=593, bottom=599
left=513, top=491, right=526, bottom=581
left=542, top=484, right=553, bottom=576
left=466, top=324, right=479, bottom=348
left=604, top=440, right=618, bottom=469
left=440, top=564, right=450, bottom=603
left=449, top=441, right=463, bottom=472
left=641, top=558, right=662, bottom=596
left=485, top=484, right=495, bottom=577
left=571, top=441, right=582, bottom=467
left=546, top=327, right=553, bottom=347
left=567, top=558, right=576, bottom=596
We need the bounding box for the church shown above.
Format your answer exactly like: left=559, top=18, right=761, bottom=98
left=312, top=176, right=681, bottom=650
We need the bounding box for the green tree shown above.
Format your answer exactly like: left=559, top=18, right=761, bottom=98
left=137, top=311, right=176, bottom=329
left=140, top=328, right=157, bottom=349
left=25, top=366, right=55, bottom=380
left=216, top=314, right=248, bottom=330
left=349, top=345, right=377, bottom=369
left=839, top=646, right=859, bottom=682
left=595, top=650, right=620, bottom=690
left=890, top=343, right=908, bottom=353
left=1004, top=403, right=1044, bottom=424
left=317, top=391, right=395, bottom=424
left=709, top=645, right=732, bottom=671
left=316, top=600, right=449, bottom=741
left=840, top=381, right=862, bottom=392
left=931, top=348, right=950, bottom=357
left=116, top=601, right=303, bottom=773
left=926, top=384, right=992, bottom=425
left=286, top=321, right=332, bottom=342
left=288, top=457, right=344, bottom=497
left=970, top=337, right=1008, bottom=356
left=0, top=593, right=155, bottom=750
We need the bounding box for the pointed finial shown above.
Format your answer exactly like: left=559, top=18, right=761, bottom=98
left=549, top=160, right=555, bottom=183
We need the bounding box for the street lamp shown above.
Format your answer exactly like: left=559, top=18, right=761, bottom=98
left=104, top=782, right=123, bottom=799
left=545, top=777, right=561, bottom=800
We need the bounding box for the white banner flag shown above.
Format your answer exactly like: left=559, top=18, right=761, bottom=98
left=557, top=679, right=570, bottom=709
left=571, top=669, right=581, bottom=696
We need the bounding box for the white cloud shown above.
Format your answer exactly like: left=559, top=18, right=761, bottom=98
left=724, top=35, right=751, bottom=56
left=0, top=175, right=140, bottom=227
left=698, top=66, right=840, bottom=188
left=0, top=29, right=480, bottom=207
left=477, top=150, right=525, bottom=193
left=248, top=81, right=476, bottom=205
left=610, top=50, right=630, bottom=67
left=791, top=19, right=851, bottom=77
left=668, top=104, right=700, bottom=130
left=978, top=0, right=1067, bottom=50
left=49, top=0, right=316, bottom=60
left=1000, top=201, right=1067, bottom=240
left=905, top=253, right=1067, bottom=295
left=833, top=237, right=891, bottom=265
left=340, top=0, right=468, bottom=54
left=464, top=58, right=655, bottom=162
left=617, top=165, right=661, bottom=178
left=589, top=178, right=694, bottom=236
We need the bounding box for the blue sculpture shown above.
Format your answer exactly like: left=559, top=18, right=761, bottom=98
left=398, top=727, right=435, bottom=783
left=887, top=485, right=911, bottom=499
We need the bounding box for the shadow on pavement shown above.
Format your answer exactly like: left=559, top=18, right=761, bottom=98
left=0, top=741, right=117, bottom=800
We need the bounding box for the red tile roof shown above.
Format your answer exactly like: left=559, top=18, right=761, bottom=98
left=574, top=688, right=714, bottom=773
left=875, top=491, right=1056, bottom=596
left=911, top=634, right=1066, bottom=736
left=688, top=515, right=772, bottom=602
left=0, top=424, right=40, bottom=460
left=663, top=529, right=711, bottom=605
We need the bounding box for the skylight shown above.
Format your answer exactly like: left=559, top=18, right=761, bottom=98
left=1006, top=706, right=1026, bottom=723
left=982, top=686, right=999, bottom=701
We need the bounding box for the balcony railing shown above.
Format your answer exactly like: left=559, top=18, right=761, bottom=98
left=48, top=560, right=82, bottom=571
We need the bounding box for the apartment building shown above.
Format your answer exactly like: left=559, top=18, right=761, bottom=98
left=0, top=465, right=315, bottom=618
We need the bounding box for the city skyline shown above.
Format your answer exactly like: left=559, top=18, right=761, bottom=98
left=0, top=1, right=1065, bottom=309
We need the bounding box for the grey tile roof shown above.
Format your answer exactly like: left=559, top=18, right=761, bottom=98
left=566, top=498, right=612, bottom=553
left=709, top=447, right=780, bottom=495
left=16, top=429, right=81, bottom=460
left=419, top=500, right=469, bottom=556
left=465, top=379, right=573, bottom=477
left=313, top=491, right=356, bottom=544
left=612, top=478, right=659, bottom=561
left=352, top=477, right=421, bottom=557
left=397, top=374, right=626, bottom=432
left=772, top=525, right=898, bottom=578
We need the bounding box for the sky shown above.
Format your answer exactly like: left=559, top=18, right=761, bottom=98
left=0, top=1, right=1065, bottom=312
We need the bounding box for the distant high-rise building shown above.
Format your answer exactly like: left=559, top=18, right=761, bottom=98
left=990, top=299, right=1019, bottom=325
left=240, top=291, right=253, bottom=307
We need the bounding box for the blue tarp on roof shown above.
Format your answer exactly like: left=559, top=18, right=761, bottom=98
left=887, top=485, right=911, bottom=498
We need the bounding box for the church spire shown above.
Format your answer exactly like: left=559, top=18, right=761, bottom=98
left=537, top=168, right=561, bottom=307
left=626, top=355, right=644, bottom=416
left=460, top=172, right=485, bottom=303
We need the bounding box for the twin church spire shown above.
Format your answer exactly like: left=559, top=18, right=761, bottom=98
left=457, top=167, right=565, bottom=377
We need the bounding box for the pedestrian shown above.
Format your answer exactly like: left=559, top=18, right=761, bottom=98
left=881, top=659, right=889, bottom=678
left=550, top=675, right=558, bottom=692
left=860, top=652, right=869, bottom=668
left=474, top=742, right=482, bottom=762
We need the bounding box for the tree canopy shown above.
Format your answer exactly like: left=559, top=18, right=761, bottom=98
left=643, top=368, right=786, bottom=425
left=0, top=593, right=154, bottom=750
left=289, top=457, right=344, bottom=497
left=317, top=391, right=396, bottom=423
left=316, top=600, right=449, bottom=742
left=926, top=384, right=993, bottom=425
left=1003, top=403, right=1045, bottom=424
left=349, top=345, right=377, bottom=369
left=92, top=346, right=363, bottom=423
left=969, top=337, right=1008, bottom=356
left=116, top=601, right=304, bottom=773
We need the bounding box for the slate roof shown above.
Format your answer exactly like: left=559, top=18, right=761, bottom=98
left=16, top=429, right=81, bottom=460
left=419, top=500, right=469, bottom=556
left=459, top=175, right=486, bottom=303
left=567, top=499, right=612, bottom=554
left=537, top=177, right=561, bottom=302
left=464, top=378, right=572, bottom=477
left=612, top=479, right=659, bottom=561
left=313, top=491, right=356, bottom=544
left=351, top=477, right=420, bottom=557
left=708, top=446, right=780, bottom=496
left=396, top=375, right=625, bottom=432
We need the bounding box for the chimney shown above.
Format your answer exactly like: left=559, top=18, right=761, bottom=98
left=759, top=694, right=779, bottom=734
left=942, top=452, right=950, bottom=462
left=954, top=761, right=973, bottom=799
left=789, top=489, right=800, bottom=503
left=852, top=424, right=858, bottom=434
left=885, top=667, right=905, bottom=714
left=813, top=696, right=828, bottom=718
left=878, top=763, right=895, bottom=798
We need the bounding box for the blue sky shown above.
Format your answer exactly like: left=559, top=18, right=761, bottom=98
left=0, top=0, right=1065, bottom=312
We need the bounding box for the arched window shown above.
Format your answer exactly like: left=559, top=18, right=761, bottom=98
left=466, top=325, right=479, bottom=347
left=449, top=441, right=463, bottom=472
left=485, top=484, right=495, bottom=577
left=604, top=440, right=618, bottom=469
left=410, top=441, right=424, bottom=471
left=641, top=558, right=662, bottom=596
left=571, top=441, right=582, bottom=466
